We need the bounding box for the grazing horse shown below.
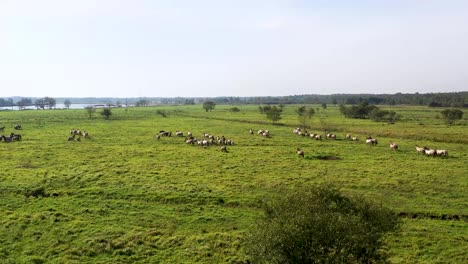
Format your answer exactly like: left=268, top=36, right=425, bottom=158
left=220, top=145, right=228, bottom=152
left=366, top=137, right=378, bottom=146
left=435, top=149, right=448, bottom=157
left=159, top=131, right=171, bottom=137
left=415, top=145, right=426, bottom=154
left=296, top=148, right=304, bottom=158
left=389, top=142, right=398, bottom=151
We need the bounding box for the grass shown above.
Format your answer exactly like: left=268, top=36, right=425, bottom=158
left=0, top=104, right=467, bottom=263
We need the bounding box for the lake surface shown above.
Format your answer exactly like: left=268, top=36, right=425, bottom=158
left=0, top=104, right=103, bottom=111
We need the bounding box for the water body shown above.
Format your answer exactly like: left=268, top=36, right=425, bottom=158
left=0, top=104, right=103, bottom=111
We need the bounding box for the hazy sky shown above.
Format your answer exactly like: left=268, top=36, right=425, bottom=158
left=1, top=0, right=467, bottom=98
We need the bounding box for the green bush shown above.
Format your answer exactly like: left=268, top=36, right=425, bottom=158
left=229, top=107, right=241, bottom=112
left=100, top=108, right=112, bottom=120
left=245, top=185, right=401, bottom=264
left=441, top=109, right=464, bottom=125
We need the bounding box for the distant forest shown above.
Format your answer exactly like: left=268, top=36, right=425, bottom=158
left=1, top=92, right=467, bottom=108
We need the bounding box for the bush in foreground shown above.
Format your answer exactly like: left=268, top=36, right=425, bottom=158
left=245, top=185, right=401, bottom=264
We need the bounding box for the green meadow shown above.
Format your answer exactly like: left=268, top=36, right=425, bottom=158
left=0, top=105, right=467, bottom=263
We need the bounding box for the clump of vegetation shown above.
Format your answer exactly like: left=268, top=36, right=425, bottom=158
left=64, top=99, right=72, bottom=109
left=101, top=108, right=112, bottom=120
left=295, top=106, right=315, bottom=128
left=440, top=109, right=464, bottom=125
left=85, top=106, right=96, bottom=119
left=369, top=109, right=401, bottom=123
left=259, top=105, right=283, bottom=124
left=339, top=102, right=401, bottom=123
left=203, top=101, right=216, bottom=112
left=244, top=185, right=401, bottom=264
left=135, top=99, right=150, bottom=107
left=156, top=110, right=168, bottom=117
left=24, top=186, right=48, bottom=198
left=339, top=102, right=378, bottom=119
left=229, top=107, right=241, bottom=113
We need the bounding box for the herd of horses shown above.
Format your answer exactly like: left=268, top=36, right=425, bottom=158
left=291, top=127, right=449, bottom=158
left=68, top=129, right=90, bottom=141
left=156, top=130, right=235, bottom=152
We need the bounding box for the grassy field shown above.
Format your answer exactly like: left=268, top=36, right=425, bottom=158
left=0, top=104, right=467, bottom=263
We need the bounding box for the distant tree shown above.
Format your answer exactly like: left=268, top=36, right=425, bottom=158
left=264, top=105, right=282, bottom=124
left=429, top=101, right=443, bottom=107
left=369, top=109, right=401, bottom=123
left=101, top=108, right=112, bottom=120
left=229, top=107, right=241, bottom=112
left=339, top=102, right=378, bottom=119
left=64, top=99, right=72, bottom=109
left=44, top=97, right=56, bottom=109
left=156, top=110, right=167, bottom=117
left=244, top=185, right=401, bottom=264
left=321, top=103, right=327, bottom=109
left=184, top=99, right=195, bottom=105
left=258, top=106, right=265, bottom=114
left=34, top=97, right=56, bottom=109
left=203, top=101, right=216, bottom=112
left=17, top=98, right=32, bottom=110
left=0, top=98, right=14, bottom=107
left=295, top=106, right=315, bottom=128
left=34, top=98, right=46, bottom=109
left=259, top=105, right=271, bottom=114
left=441, top=109, right=464, bottom=125
left=135, top=99, right=150, bottom=107
left=85, top=106, right=96, bottom=119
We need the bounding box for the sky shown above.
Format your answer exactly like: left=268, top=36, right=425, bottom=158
left=1, top=0, right=467, bottom=98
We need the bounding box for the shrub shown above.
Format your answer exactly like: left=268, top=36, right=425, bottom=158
left=440, top=109, right=464, bottom=125
left=100, top=108, right=112, bottom=120
left=244, top=185, right=401, bottom=264
left=369, top=109, right=401, bottom=123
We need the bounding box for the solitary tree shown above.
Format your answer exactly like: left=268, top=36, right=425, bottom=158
left=135, top=99, right=150, bottom=107
left=203, top=101, right=216, bottom=112
left=64, top=99, right=72, bottom=109
left=44, top=97, right=56, bottom=109
left=85, top=106, right=96, bottom=119
left=34, top=98, right=46, bottom=109
left=265, top=105, right=282, bottom=124
left=296, top=106, right=315, bottom=128
left=441, top=109, right=464, bottom=125
left=101, top=108, right=112, bottom=120
left=34, top=97, right=56, bottom=109
left=17, top=98, right=32, bottom=110
left=245, top=185, right=401, bottom=264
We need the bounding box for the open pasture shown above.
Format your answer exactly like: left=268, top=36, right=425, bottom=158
left=0, top=105, right=467, bottom=263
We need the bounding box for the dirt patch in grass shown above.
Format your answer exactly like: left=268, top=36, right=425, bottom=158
left=310, top=154, right=342, bottom=160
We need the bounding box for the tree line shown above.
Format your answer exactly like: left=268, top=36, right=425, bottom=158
left=0, top=97, right=61, bottom=110
left=2, top=92, right=467, bottom=108
left=231, top=92, right=468, bottom=107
